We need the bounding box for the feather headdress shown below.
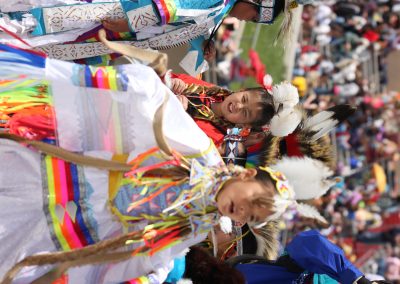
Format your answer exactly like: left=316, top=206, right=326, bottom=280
left=267, top=82, right=302, bottom=137
left=253, top=163, right=331, bottom=228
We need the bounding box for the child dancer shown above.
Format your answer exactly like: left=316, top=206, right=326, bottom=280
left=0, top=44, right=301, bottom=152
left=168, top=72, right=303, bottom=147
left=0, top=126, right=331, bottom=283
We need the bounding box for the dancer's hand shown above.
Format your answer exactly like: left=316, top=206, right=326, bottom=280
left=176, top=95, right=189, bottom=111
left=170, top=78, right=187, bottom=95
left=103, top=19, right=130, bottom=32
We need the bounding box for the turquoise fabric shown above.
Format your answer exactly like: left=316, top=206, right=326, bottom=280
left=31, top=8, right=45, bottom=36
left=165, top=256, right=186, bottom=283
left=313, top=274, right=338, bottom=284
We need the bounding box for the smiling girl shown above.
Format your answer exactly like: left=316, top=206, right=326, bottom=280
left=169, top=73, right=302, bottom=147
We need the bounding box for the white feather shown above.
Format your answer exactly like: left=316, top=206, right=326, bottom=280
left=295, top=202, right=328, bottom=224
left=269, top=108, right=302, bottom=137
left=311, top=119, right=338, bottom=141
left=303, top=110, right=340, bottom=141
left=271, top=82, right=299, bottom=111
left=303, top=110, right=334, bottom=129
left=271, top=156, right=335, bottom=199
left=219, top=216, right=233, bottom=234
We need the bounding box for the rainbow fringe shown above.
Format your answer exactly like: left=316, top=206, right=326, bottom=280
left=41, top=155, right=99, bottom=251
left=0, top=77, right=56, bottom=141
left=73, top=65, right=128, bottom=91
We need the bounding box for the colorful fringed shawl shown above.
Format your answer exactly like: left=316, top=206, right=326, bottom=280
left=0, top=77, right=56, bottom=141
left=110, top=144, right=226, bottom=229
left=0, top=44, right=132, bottom=147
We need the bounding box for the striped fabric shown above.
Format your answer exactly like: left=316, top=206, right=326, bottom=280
left=153, top=0, right=178, bottom=24
left=41, top=154, right=99, bottom=251
left=245, top=142, right=262, bottom=168
left=73, top=65, right=128, bottom=91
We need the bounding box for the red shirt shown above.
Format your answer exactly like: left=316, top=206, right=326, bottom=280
left=194, top=119, right=225, bottom=147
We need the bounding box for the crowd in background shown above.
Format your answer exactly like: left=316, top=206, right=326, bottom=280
left=288, top=1, right=400, bottom=282
left=178, top=0, right=400, bottom=280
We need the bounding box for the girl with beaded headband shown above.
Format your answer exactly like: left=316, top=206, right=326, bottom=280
left=190, top=154, right=337, bottom=263
left=209, top=104, right=357, bottom=261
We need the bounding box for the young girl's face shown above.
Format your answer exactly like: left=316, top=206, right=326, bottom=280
left=219, top=90, right=264, bottom=125
left=216, top=169, right=274, bottom=224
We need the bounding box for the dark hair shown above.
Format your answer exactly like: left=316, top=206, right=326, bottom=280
left=182, top=85, right=275, bottom=130
left=242, top=224, right=258, bottom=254
left=273, top=0, right=285, bottom=18
left=184, top=246, right=245, bottom=284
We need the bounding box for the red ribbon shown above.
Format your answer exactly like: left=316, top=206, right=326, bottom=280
left=0, top=24, right=46, bottom=57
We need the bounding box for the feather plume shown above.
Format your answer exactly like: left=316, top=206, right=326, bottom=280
left=269, top=107, right=302, bottom=137
left=271, top=156, right=335, bottom=200
left=257, top=135, right=281, bottom=167
left=219, top=216, right=233, bottom=234
left=295, top=202, right=328, bottom=224
left=303, top=104, right=356, bottom=141
left=275, top=0, right=294, bottom=46
left=271, top=82, right=299, bottom=111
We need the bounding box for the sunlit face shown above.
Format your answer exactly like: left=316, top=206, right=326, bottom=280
left=216, top=169, right=275, bottom=224
left=229, top=1, right=259, bottom=21
left=220, top=90, right=264, bottom=125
